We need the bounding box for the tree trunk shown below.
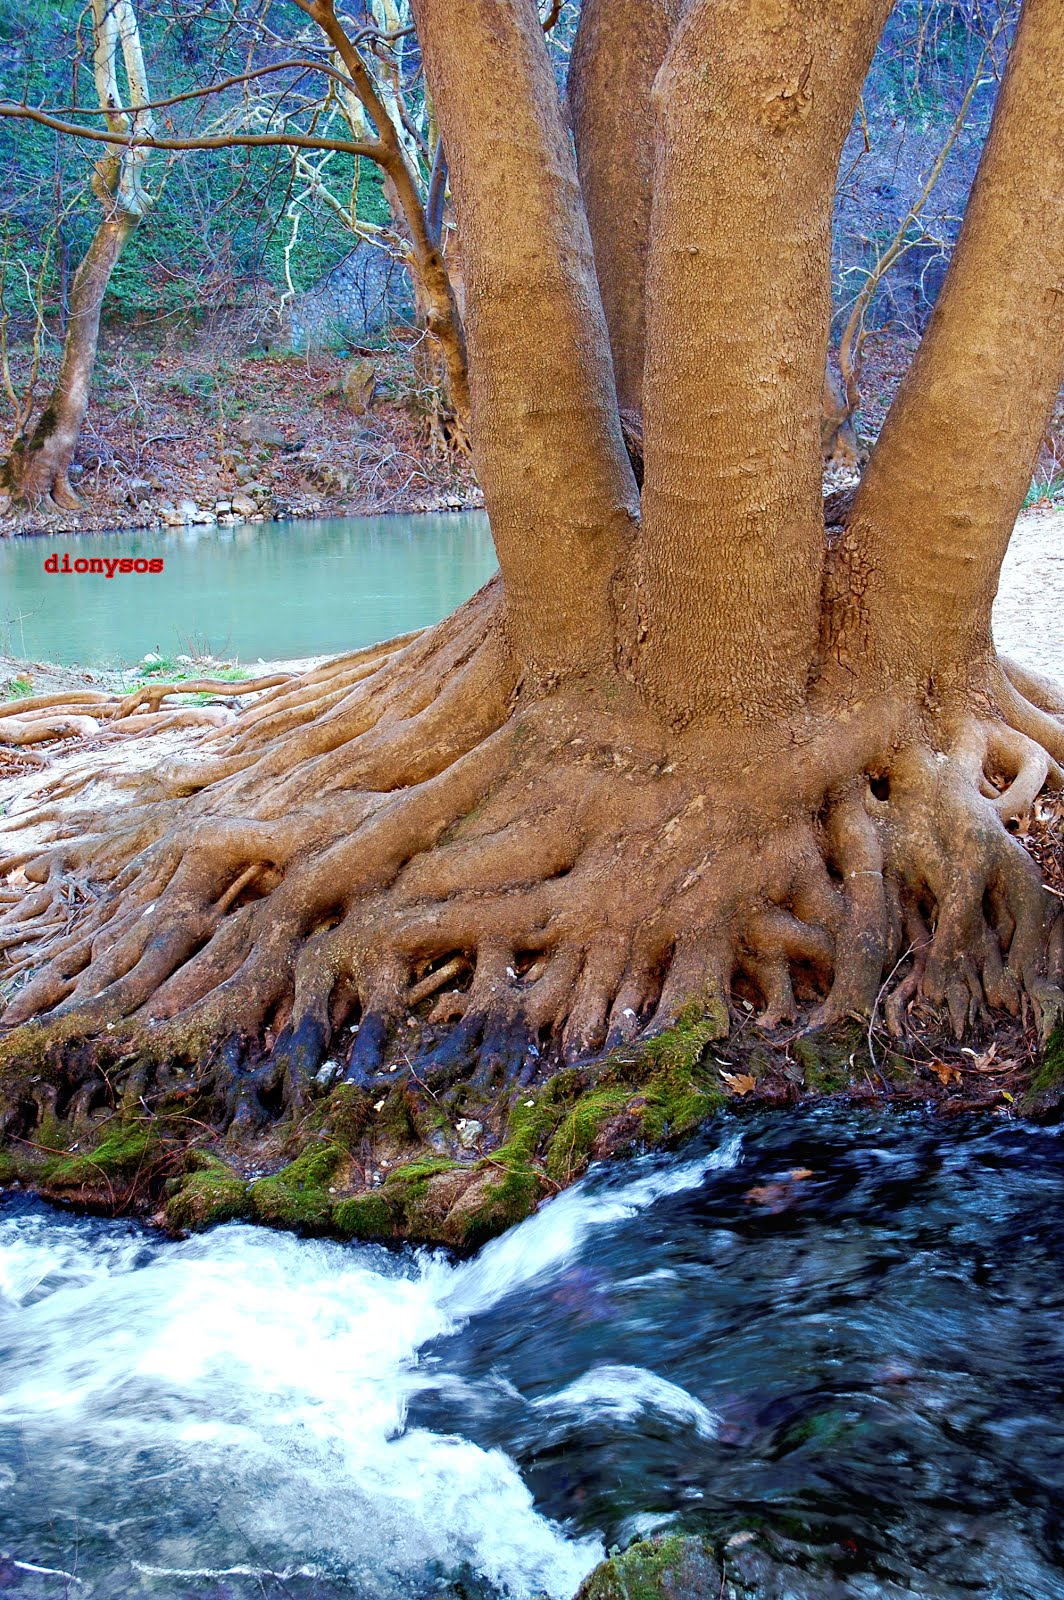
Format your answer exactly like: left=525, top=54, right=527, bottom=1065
left=310, top=0, right=472, bottom=447
left=830, top=0, right=1064, bottom=692
left=568, top=0, right=681, bottom=417
left=6, top=0, right=1064, bottom=1222
left=3, top=212, right=136, bottom=509
left=3, top=0, right=151, bottom=511
left=636, top=0, right=894, bottom=725
left=410, top=0, right=639, bottom=678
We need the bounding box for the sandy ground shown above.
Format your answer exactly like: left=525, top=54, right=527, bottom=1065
left=993, top=504, right=1064, bottom=680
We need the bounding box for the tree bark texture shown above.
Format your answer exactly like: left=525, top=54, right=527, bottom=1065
left=636, top=0, right=895, bottom=725
left=832, top=0, right=1064, bottom=692
left=568, top=0, right=681, bottom=416
left=411, top=0, right=639, bottom=678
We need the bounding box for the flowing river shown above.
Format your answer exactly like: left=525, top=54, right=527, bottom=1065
left=1, top=1109, right=1062, bottom=1599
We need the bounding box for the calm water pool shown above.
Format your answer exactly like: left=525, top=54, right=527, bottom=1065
left=0, top=513, right=496, bottom=666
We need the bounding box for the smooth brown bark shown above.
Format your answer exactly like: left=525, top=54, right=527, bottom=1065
left=410, top=0, right=639, bottom=678
left=636, top=0, right=894, bottom=725
left=568, top=0, right=681, bottom=416
left=4, top=213, right=136, bottom=508
left=833, top=0, right=1064, bottom=691
left=8, top=0, right=1064, bottom=1168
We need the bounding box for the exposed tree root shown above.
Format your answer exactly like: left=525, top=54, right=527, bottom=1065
left=2, top=592, right=1064, bottom=1167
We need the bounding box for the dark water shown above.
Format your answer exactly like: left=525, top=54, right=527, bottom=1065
left=1, top=1110, right=1063, bottom=1598
left=0, top=513, right=496, bottom=666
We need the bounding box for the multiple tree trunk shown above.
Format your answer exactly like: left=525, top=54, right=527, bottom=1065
left=2, top=0, right=1064, bottom=1140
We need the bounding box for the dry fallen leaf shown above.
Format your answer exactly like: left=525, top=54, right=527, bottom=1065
left=720, top=1070, right=756, bottom=1096
left=960, top=1043, right=1017, bottom=1074
left=790, top=1167, right=815, bottom=1181
left=743, top=1181, right=800, bottom=1212
left=930, top=1060, right=961, bottom=1086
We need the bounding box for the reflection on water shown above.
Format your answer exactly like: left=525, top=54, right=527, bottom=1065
left=0, top=513, right=496, bottom=666
left=1, top=1112, right=1063, bottom=1599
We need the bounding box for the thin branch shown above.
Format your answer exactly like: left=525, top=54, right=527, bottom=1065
left=0, top=102, right=380, bottom=160
left=44, top=58, right=365, bottom=120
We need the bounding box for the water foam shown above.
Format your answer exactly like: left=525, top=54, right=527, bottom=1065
left=0, top=1136, right=741, bottom=1599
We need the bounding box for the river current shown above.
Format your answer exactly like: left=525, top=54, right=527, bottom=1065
left=1, top=1109, right=1062, bottom=1599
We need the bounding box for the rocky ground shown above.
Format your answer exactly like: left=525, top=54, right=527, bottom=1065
left=0, top=333, right=481, bottom=536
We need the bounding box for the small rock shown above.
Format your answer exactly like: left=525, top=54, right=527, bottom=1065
left=235, top=412, right=287, bottom=449
left=178, top=498, right=198, bottom=523
left=126, top=478, right=153, bottom=505
left=456, top=1118, right=483, bottom=1150
left=341, top=356, right=377, bottom=416
left=230, top=492, right=257, bottom=518
left=159, top=504, right=184, bottom=526
left=214, top=500, right=231, bottom=514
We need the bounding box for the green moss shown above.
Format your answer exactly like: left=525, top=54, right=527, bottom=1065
left=639, top=1066, right=725, bottom=1144
left=40, top=1119, right=157, bottom=1189
left=332, top=1191, right=399, bottom=1239
left=461, top=1164, right=542, bottom=1245
left=386, top=1155, right=462, bottom=1193
left=322, top=1084, right=374, bottom=1150
left=374, top=1086, right=419, bottom=1145
left=0, top=1149, right=17, bottom=1185
left=165, top=1155, right=248, bottom=1231
left=577, top=1534, right=720, bottom=1600
left=642, top=996, right=729, bottom=1074
left=546, top=1087, right=632, bottom=1183
left=793, top=1027, right=863, bottom=1095
left=248, top=1142, right=344, bottom=1230
left=1028, top=1022, right=1064, bottom=1102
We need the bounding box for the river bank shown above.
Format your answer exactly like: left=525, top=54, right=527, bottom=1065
left=0, top=340, right=481, bottom=537
left=3, top=505, right=1064, bottom=1247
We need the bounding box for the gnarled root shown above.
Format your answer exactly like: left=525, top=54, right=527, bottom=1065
left=2, top=618, right=1064, bottom=1145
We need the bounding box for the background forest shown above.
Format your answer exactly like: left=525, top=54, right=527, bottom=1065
left=1, top=0, right=1059, bottom=531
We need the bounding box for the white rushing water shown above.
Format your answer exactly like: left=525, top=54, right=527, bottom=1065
left=0, top=1138, right=741, bottom=1599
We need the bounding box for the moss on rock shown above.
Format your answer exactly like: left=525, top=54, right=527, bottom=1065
left=248, top=1142, right=345, bottom=1230
left=164, top=1153, right=249, bottom=1231
left=39, top=1118, right=158, bottom=1189
left=576, top=1534, right=721, bottom=1600
left=1026, top=1021, right=1064, bottom=1108
left=792, top=1026, right=864, bottom=1095
left=546, top=1087, right=633, bottom=1183
left=332, top=1155, right=544, bottom=1249
left=643, top=995, right=729, bottom=1073
left=321, top=1083, right=375, bottom=1149
left=333, top=1191, right=400, bottom=1239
